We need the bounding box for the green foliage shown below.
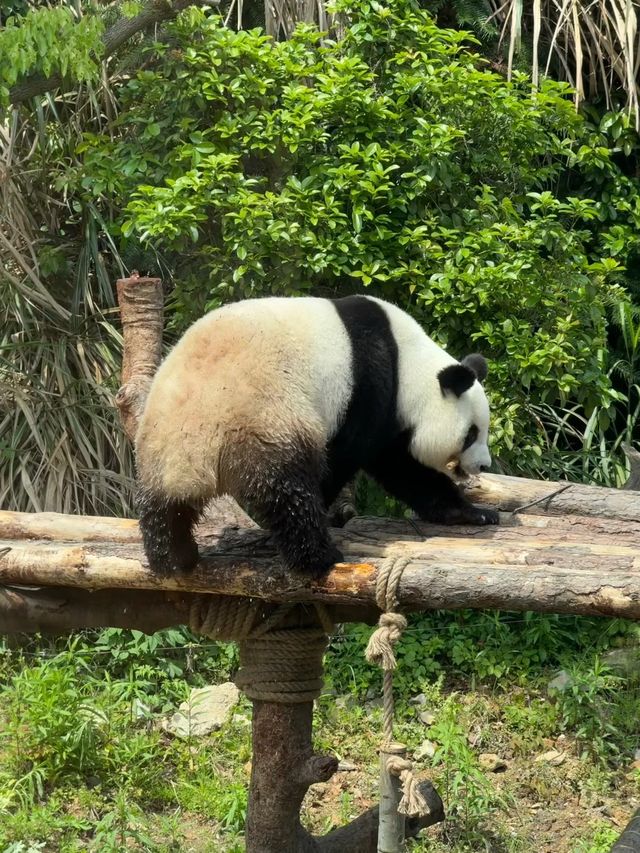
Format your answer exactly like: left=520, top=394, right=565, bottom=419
left=555, top=657, right=638, bottom=763
left=0, top=4, right=103, bottom=103
left=427, top=695, right=507, bottom=821
left=0, top=630, right=249, bottom=850
left=571, top=822, right=621, bottom=852
left=326, top=611, right=634, bottom=698
left=76, top=0, right=640, bottom=473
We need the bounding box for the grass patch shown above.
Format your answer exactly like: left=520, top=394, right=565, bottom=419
left=1, top=616, right=638, bottom=851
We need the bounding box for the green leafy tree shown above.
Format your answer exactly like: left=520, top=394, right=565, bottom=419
left=79, top=0, right=639, bottom=474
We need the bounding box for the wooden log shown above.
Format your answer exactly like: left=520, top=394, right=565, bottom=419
left=115, top=273, right=164, bottom=443
left=0, top=586, right=189, bottom=634
left=3, top=514, right=640, bottom=619
left=465, top=473, right=640, bottom=521
left=377, top=743, right=407, bottom=853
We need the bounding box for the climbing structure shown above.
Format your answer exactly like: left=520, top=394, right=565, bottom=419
left=2, top=274, right=640, bottom=852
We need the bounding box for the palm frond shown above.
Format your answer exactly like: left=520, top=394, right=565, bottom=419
left=488, top=0, right=639, bottom=127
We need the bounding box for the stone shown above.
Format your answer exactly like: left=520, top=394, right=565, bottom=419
left=163, top=683, right=240, bottom=738
left=547, top=670, right=573, bottom=694
left=414, top=740, right=437, bottom=761
left=338, top=760, right=357, bottom=771
left=418, top=710, right=436, bottom=726
left=478, top=753, right=508, bottom=772
left=535, top=749, right=566, bottom=766
left=410, top=693, right=427, bottom=707
left=603, top=647, right=640, bottom=680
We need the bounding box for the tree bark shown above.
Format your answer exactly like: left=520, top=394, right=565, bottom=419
left=9, top=0, right=215, bottom=107
left=0, top=585, right=189, bottom=634
left=465, top=472, right=640, bottom=522
left=246, top=699, right=443, bottom=853
left=115, top=273, right=165, bottom=443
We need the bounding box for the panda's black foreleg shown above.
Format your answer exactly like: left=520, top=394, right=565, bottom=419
left=137, top=489, right=203, bottom=576
left=366, top=448, right=499, bottom=526
left=242, top=451, right=343, bottom=577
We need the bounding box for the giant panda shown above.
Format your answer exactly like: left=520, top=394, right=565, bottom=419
left=135, top=294, right=498, bottom=577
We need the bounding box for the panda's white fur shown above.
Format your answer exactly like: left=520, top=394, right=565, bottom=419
left=135, top=294, right=496, bottom=577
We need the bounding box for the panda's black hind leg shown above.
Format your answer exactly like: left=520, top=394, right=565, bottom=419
left=242, top=450, right=343, bottom=578
left=137, top=490, right=203, bottom=577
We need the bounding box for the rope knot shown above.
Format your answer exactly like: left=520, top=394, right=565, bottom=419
left=365, top=612, right=407, bottom=671
left=386, top=755, right=430, bottom=817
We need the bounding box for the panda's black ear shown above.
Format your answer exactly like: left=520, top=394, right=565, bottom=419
left=438, top=363, right=476, bottom=397
left=461, top=353, right=488, bottom=383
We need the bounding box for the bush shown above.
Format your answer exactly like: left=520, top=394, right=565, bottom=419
left=77, top=0, right=640, bottom=475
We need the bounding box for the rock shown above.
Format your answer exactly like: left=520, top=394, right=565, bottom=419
left=603, top=647, right=640, bottom=680
left=365, top=697, right=384, bottom=712
left=635, top=748, right=640, bottom=761
left=410, top=693, right=427, bottom=707
left=478, top=753, right=508, bottom=773
left=547, top=670, right=573, bottom=694
left=338, top=760, right=357, bottom=771
left=132, top=698, right=151, bottom=719
left=535, top=749, right=566, bottom=766
left=335, top=694, right=357, bottom=711
left=418, top=710, right=436, bottom=726
left=414, top=740, right=437, bottom=761
left=163, top=683, right=240, bottom=738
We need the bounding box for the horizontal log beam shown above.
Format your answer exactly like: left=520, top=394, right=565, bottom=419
left=2, top=473, right=640, bottom=632
left=2, top=524, right=640, bottom=620
left=467, top=473, right=640, bottom=521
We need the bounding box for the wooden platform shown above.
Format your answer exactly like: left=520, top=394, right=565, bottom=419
left=2, top=473, right=640, bottom=633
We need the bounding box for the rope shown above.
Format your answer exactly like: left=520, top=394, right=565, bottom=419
left=386, top=755, right=429, bottom=817
left=365, top=554, right=429, bottom=819
left=189, top=595, right=333, bottom=703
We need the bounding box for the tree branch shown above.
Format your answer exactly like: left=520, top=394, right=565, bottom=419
left=9, top=0, right=216, bottom=107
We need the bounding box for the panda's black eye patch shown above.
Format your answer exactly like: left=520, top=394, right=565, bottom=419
left=462, top=425, right=478, bottom=451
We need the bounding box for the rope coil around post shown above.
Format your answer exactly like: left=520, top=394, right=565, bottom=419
left=365, top=555, right=429, bottom=820
left=189, top=595, right=333, bottom=704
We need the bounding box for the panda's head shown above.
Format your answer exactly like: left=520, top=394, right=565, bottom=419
left=437, top=353, right=491, bottom=478
left=410, top=353, right=492, bottom=479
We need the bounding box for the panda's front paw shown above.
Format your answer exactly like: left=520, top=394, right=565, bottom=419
left=467, top=506, right=499, bottom=526
left=284, top=542, right=343, bottom=578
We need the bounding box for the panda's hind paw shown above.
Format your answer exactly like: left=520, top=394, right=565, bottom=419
left=146, top=542, right=200, bottom=577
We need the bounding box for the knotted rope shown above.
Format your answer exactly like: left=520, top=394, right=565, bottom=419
left=189, top=595, right=333, bottom=704
left=365, top=554, right=429, bottom=818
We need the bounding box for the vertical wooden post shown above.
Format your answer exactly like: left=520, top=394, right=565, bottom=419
left=377, top=742, right=407, bottom=853
left=115, top=272, right=164, bottom=443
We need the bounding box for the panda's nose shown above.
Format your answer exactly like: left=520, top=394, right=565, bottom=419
left=479, top=464, right=491, bottom=473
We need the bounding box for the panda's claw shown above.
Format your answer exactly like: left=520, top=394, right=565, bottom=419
left=477, top=507, right=499, bottom=525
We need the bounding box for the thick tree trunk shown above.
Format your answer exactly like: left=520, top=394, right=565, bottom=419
left=246, top=699, right=443, bottom=853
